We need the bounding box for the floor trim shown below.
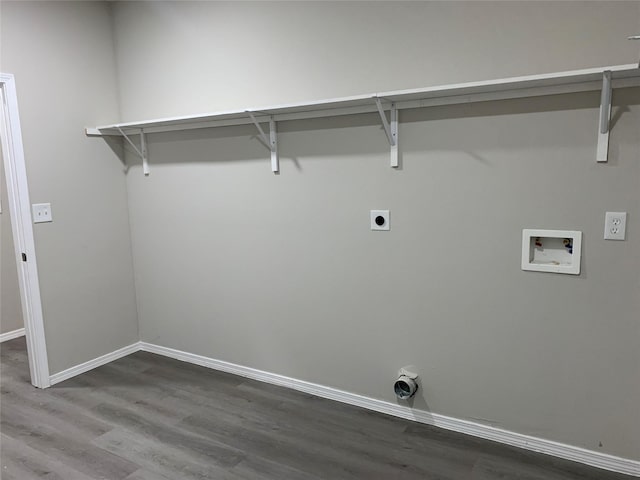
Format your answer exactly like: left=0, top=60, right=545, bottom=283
left=0, top=328, right=25, bottom=343
left=49, top=342, right=140, bottom=386
left=139, top=341, right=640, bottom=477
left=45, top=340, right=639, bottom=476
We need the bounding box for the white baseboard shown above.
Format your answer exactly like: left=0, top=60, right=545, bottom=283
left=46, top=340, right=639, bottom=476
left=139, top=341, right=639, bottom=477
left=49, top=342, right=140, bottom=386
left=0, top=328, right=25, bottom=343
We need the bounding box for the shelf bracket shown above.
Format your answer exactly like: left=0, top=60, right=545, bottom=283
left=629, top=35, right=640, bottom=67
left=117, top=127, right=150, bottom=175
left=247, top=112, right=279, bottom=173
left=374, top=97, right=399, bottom=168
left=596, top=70, right=612, bottom=163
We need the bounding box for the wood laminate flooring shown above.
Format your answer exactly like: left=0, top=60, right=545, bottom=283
left=0, top=337, right=634, bottom=480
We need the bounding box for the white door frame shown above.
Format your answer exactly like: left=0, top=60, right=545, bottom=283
left=0, top=73, right=50, bottom=388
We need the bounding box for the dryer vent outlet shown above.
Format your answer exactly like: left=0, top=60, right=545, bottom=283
left=394, top=375, right=418, bottom=400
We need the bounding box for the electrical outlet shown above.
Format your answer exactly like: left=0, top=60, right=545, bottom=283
left=371, top=210, right=390, bottom=231
left=604, top=212, right=626, bottom=240
left=32, top=203, right=53, bottom=223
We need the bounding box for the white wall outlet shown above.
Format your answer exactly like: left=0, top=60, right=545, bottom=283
left=32, top=203, right=53, bottom=223
left=604, top=212, right=626, bottom=240
left=371, top=210, right=390, bottom=231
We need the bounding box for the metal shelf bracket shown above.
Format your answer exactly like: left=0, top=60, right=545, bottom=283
left=374, top=97, right=399, bottom=168
left=247, top=112, right=279, bottom=173
left=117, top=127, right=149, bottom=175
left=596, top=71, right=612, bottom=163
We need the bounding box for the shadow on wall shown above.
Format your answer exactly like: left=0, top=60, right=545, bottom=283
left=115, top=88, right=639, bottom=170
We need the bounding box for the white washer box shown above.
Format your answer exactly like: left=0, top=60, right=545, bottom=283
left=521, top=229, right=582, bottom=275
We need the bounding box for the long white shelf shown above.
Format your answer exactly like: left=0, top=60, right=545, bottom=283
left=86, top=64, right=639, bottom=172
left=88, top=64, right=639, bottom=136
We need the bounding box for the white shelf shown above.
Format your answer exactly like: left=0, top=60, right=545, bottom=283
left=86, top=64, right=639, bottom=172
left=88, top=64, right=639, bottom=136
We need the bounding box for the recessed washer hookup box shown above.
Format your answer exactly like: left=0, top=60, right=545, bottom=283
left=522, top=229, right=582, bottom=275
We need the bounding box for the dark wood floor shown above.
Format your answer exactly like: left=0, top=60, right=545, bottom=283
left=0, top=337, right=633, bottom=480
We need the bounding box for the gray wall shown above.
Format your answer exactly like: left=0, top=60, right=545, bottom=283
left=111, top=1, right=639, bottom=119
left=0, top=1, right=139, bottom=373
left=114, top=1, right=640, bottom=460
left=1, top=150, right=24, bottom=334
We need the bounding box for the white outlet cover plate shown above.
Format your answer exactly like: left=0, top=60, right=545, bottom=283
left=604, top=212, right=627, bottom=240
left=32, top=203, right=52, bottom=223
left=371, top=210, right=390, bottom=230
